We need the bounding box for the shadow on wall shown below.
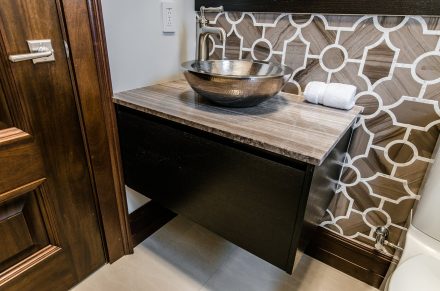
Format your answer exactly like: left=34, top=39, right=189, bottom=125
left=206, top=12, right=440, bottom=254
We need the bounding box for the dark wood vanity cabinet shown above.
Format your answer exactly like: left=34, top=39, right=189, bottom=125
left=116, top=105, right=352, bottom=273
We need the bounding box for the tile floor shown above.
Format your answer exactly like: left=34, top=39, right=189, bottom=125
left=72, top=216, right=378, bottom=291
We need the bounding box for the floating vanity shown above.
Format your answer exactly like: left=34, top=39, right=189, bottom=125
left=114, top=80, right=362, bottom=273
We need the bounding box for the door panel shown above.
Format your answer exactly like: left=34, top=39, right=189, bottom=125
left=0, top=193, right=50, bottom=272
left=0, top=128, right=45, bottom=194
left=0, top=0, right=106, bottom=288
left=0, top=128, right=74, bottom=290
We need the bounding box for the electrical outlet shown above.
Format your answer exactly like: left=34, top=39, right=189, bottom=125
left=162, top=1, right=176, bottom=33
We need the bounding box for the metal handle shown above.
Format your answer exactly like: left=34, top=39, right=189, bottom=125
left=8, top=39, right=55, bottom=64
left=9, top=47, right=53, bottom=63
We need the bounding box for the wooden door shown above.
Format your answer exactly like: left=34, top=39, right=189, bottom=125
left=0, top=0, right=106, bottom=290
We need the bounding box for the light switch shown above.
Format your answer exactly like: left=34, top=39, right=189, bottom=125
left=162, top=1, right=176, bottom=33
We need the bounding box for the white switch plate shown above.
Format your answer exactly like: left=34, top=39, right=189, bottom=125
left=162, top=1, right=176, bottom=33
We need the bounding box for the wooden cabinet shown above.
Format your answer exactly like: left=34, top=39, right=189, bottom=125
left=117, top=105, right=352, bottom=273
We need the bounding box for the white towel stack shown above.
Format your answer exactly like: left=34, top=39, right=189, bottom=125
left=303, top=81, right=357, bottom=110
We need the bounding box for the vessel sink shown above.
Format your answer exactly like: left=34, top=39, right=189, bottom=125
left=182, top=60, right=293, bottom=108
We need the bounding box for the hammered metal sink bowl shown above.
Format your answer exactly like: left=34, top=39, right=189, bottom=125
left=182, top=60, right=294, bottom=108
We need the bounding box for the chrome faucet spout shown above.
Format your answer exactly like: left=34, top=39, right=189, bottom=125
left=200, top=26, right=225, bottom=42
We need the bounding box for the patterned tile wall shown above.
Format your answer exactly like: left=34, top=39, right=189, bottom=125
left=205, top=12, right=440, bottom=254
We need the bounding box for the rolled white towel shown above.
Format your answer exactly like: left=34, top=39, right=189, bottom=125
left=303, top=81, right=357, bottom=110
left=303, top=81, right=326, bottom=105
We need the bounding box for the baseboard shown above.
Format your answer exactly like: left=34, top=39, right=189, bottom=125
left=305, top=227, right=394, bottom=288
left=128, top=201, right=176, bottom=247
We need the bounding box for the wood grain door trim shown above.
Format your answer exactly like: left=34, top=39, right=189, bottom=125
left=0, top=245, right=61, bottom=286
left=60, top=0, right=132, bottom=261
left=0, top=127, right=29, bottom=145
left=0, top=244, right=74, bottom=291
left=0, top=178, right=46, bottom=205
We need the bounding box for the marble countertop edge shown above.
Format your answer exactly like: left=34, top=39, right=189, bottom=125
left=113, top=80, right=362, bottom=166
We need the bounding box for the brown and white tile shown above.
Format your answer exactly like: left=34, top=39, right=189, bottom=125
left=207, top=12, right=440, bottom=251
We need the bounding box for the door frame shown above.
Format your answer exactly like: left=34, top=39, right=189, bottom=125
left=59, top=0, right=132, bottom=262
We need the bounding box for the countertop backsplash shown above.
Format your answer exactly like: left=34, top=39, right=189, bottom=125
left=205, top=12, right=440, bottom=255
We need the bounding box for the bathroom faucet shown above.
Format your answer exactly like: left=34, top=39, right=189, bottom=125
left=374, top=226, right=389, bottom=252
left=196, top=6, right=225, bottom=61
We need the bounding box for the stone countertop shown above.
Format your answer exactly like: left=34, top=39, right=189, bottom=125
left=113, top=80, right=362, bottom=166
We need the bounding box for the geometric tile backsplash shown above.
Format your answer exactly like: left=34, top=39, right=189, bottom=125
left=205, top=12, right=440, bottom=255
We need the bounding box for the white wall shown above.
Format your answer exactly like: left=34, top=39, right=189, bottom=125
left=101, top=0, right=196, bottom=93
left=102, top=0, right=196, bottom=211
